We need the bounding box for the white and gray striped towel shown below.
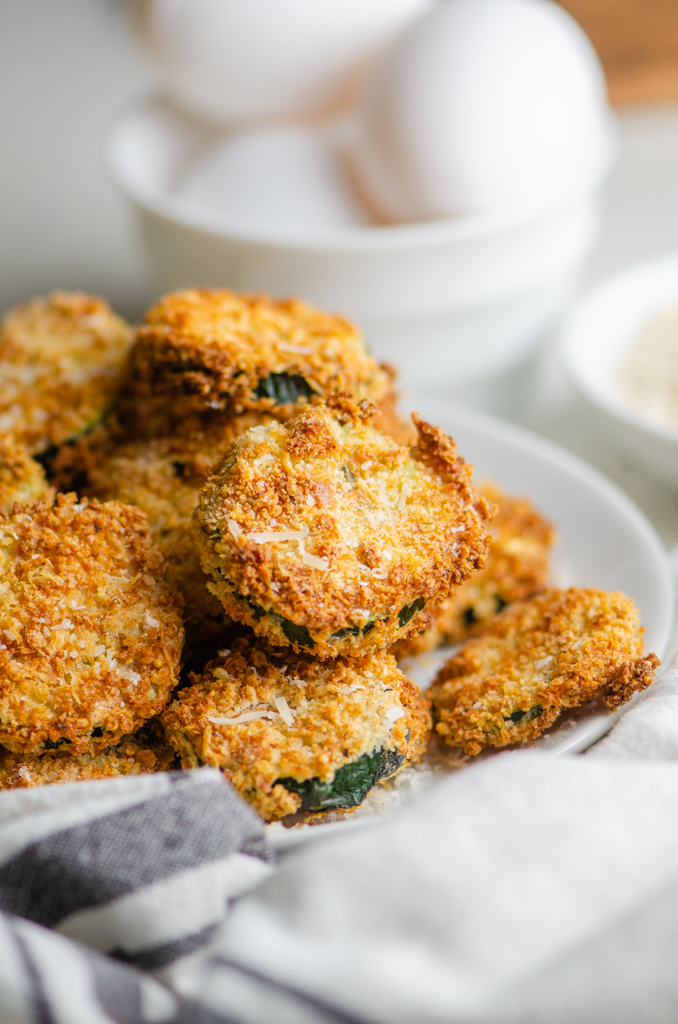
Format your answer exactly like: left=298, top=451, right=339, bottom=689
left=7, top=656, right=678, bottom=1023
left=0, top=767, right=273, bottom=1023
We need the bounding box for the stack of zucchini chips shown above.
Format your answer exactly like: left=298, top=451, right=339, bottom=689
left=0, top=289, right=658, bottom=816
left=139, top=289, right=492, bottom=821
left=0, top=287, right=497, bottom=819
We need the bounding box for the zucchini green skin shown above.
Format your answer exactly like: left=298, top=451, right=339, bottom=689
left=398, top=598, right=426, bottom=629
left=503, top=704, right=543, bottom=724
left=253, top=373, right=316, bottom=405
left=277, top=746, right=406, bottom=812
left=216, top=579, right=428, bottom=656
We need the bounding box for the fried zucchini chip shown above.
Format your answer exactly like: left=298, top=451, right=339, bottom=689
left=120, top=288, right=391, bottom=433
left=0, top=439, right=53, bottom=513
left=162, top=637, right=430, bottom=822
left=0, top=291, right=133, bottom=454
left=394, top=482, right=554, bottom=656
left=84, top=419, right=268, bottom=643
left=0, top=494, right=184, bottom=754
left=193, top=398, right=492, bottom=657
left=430, top=588, right=659, bottom=755
left=0, top=722, right=176, bottom=789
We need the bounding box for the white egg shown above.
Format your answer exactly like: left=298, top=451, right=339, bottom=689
left=132, top=0, right=433, bottom=127
left=178, top=125, right=371, bottom=235
left=348, top=0, right=611, bottom=221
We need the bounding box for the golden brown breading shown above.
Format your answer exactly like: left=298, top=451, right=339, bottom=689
left=118, top=289, right=391, bottom=433
left=0, top=494, right=184, bottom=754
left=429, top=588, right=659, bottom=755
left=192, top=398, right=493, bottom=658
left=0, top=722, right=176, bottom=789
left=84, top=419, right=269, bottom=643
left=0, top=439, right=53, bottom=513
left=0, top=292, right=133, bottom=454
left=394, top=482, right=554, bottom=656
left=162, top=637, right=430, bottom=821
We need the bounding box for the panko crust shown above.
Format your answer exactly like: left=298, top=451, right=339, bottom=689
left=84, top=418, right=270, bottom=643
left=0, top=439, right=53, bottom=513
left=120, top=289, right=391, bottom=431
left=162, top=637, right=430, bottom=821
left=429, top=587, right=659, bottom=755
left=0, top=494, right=184, bottom=754
left=394, top=482, right=554, bottom=656
left=0, top=291, right=133, bottom=453
left=192, top=398, right=493, bottom=657
left=0, top=722, right=176, bottom=789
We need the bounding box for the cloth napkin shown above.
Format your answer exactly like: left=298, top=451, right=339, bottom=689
left=4, top=656, right=678, bottom=1024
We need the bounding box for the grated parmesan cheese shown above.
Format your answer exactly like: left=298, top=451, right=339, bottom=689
left=397, top=482, right=411, bottom=510
left=273, top=696, right=294, bottom=725
left=277, top=341, right=312, bottom=354
left=209, top=710, right=277, bottom=725
left=247, top=525, right=329, bottom=571
left=298, top=540, right=330, bottom=571
left=535, top=655, right=554, bottom=669
left=618, top=304, right=678, bottom=428
left=385, top=707, right=405, bottom=724
left=247, top=527, right=309, bottom=543
left=227, top=518, right=242, bottom=539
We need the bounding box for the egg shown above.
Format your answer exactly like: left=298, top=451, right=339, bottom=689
left=178, top=125, right=372, bottom=234
left=132, top=0, right=433, bottom=128
left=348, top=0, right=611, bottom=221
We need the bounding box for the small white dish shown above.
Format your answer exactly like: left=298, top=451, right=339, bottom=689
left=561, top=249, right=678, bottom=487
left=107, top=95, right=616, bottom=391
left=267, top=396, right=673, bottom=849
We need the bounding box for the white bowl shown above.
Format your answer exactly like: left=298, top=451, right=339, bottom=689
left=107, top=95, right=617, bottom=390
left=561, top=250, right=678, bottom=488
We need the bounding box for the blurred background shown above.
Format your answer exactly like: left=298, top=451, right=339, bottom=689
left=1, top=0, right=677, bottom=318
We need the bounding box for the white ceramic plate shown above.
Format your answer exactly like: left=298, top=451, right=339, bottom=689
left=267, top=397, right=673, bottom=849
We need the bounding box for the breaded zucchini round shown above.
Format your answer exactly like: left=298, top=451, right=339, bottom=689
left=0, top=494, right=184, bottom=754
left=84, top=419, right=265, bottom=643
left=193, top=398, right=492, bottom=657
left=0, top=724, right=176, bottom=789
left=429, top=588, right=659, bottom=755
left=0, top=439, right=53, bottom=513
left=162, top=637, right=430, bottom=821
left=122, top=288, right=391, bottom=431
left=0, top=292, right=133, bottom=454
left=394, top=482, right=554, bottom=657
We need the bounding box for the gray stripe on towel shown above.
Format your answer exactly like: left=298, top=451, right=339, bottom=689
left=0, top=772, right=270, bottom=927
left=112, top=923, right=219, bottom=971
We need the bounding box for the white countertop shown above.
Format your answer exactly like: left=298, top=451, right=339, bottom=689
left=1, top=0, right=678, bottom=547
